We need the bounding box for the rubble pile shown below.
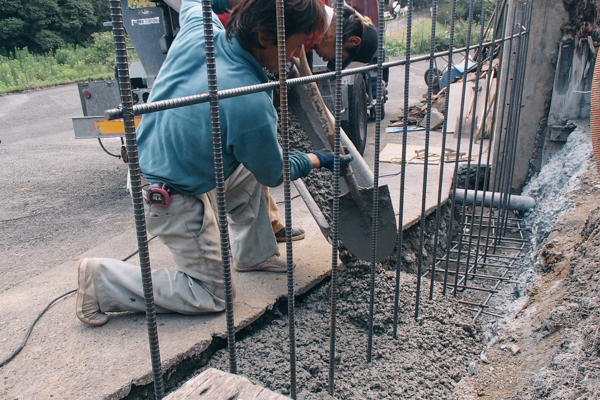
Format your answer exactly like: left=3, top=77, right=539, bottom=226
left=389, top=53, right=500, bottom=142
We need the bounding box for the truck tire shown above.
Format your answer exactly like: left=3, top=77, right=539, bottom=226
left=424, top=68, right=442, bottom=94
left=370, top=96, right=386, bottom=120
left=342, top=73, right=368, bottom=155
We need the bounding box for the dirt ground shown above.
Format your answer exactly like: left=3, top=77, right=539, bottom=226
left=454, top=127, right=600, bottom=399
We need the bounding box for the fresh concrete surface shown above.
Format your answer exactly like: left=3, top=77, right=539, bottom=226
left=0, top=58, right=480, bottom=399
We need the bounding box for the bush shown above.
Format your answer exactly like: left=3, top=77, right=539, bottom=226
left=385, top=17, right=484, bottom=57
left=0, top=31, right=139, bottom=94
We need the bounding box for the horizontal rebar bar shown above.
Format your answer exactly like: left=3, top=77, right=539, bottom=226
left=437, top=265, right=519, bottom=282
left=458, top=300, right=490, bottom=308
left=466, top=308, right=504, bottom=318
left=452, top=241, right=525, bottom=251
left=446, top=250, right=524, bottom=261
left=438, top=259, right=522, bottom=269
left=104, top=29, right=528, bottom=120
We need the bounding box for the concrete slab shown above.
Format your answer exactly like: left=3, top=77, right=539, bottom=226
left=0, top=186, right=335, bottom=400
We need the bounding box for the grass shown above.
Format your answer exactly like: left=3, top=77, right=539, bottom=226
left=0, top=32, right=138, bottom=95
left=385, top=17, right=485, bottom=57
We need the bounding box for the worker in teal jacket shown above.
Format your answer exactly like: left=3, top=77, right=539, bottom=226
left=75, top=0, right=352, bottom=326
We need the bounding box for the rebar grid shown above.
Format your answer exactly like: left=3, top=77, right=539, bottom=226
left=107, top=0, right=536, bottom=396
left=430, top=216, right=530, bottom=322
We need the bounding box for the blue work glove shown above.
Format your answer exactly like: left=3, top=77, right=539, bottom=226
left=310, top=148, right=354, bottom=173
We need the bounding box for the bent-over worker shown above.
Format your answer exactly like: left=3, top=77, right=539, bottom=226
left=266, top=1, right=378, bottom=242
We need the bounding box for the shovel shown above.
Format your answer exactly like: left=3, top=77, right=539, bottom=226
left=292, top=51, right=397, bottom=262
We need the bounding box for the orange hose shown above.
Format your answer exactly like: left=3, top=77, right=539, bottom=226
left=592, top=48, right=600, bottom=175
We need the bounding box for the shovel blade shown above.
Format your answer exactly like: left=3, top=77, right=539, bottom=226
left=336, top=184, right=398, bottom=262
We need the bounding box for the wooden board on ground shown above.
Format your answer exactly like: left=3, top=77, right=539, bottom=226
left=380, top=143, right=441, bottom=165
left=380, top=143, right=480, bottom=165
left=164, top=368, right=288, bottom=400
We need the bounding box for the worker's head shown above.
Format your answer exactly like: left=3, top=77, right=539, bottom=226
left=227, top=0, right=327, bottom=72
left=313, top=5, right=378, bottom=69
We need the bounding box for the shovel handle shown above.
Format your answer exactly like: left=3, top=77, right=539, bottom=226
left=292, top=49, right=364, bottom=198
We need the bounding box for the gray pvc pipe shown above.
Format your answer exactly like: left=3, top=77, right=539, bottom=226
left=454, top=189, right=535, bottom=210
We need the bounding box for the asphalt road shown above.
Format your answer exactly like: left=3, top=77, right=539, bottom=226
left=0, top=85, right=134, bottom=293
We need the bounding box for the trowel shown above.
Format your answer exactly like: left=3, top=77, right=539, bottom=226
left=291, top=52, right=398, bottom=262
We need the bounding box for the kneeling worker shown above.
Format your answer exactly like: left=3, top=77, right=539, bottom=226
left=76, top=0, right=352, bottom=326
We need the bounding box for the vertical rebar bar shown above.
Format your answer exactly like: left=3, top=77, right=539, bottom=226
left=486, top=5, right=517, bottom=254
left=443, top=0, right=475, bottom=296
left=200, top=0, right=238, bottom=375
left=458, top=3, right=485, bottom=290
left=273, top=0, right=297, bottom=397
left=366, top=0, right=386, bottom=362
left=454, top=1, right=484, bottom=296
left=468, top=0, right=501, bottom=276
left=392, top=0, right=413, bottom=339
left=109, top=1, right=164, bottom=398
left=436, top=0, right=458, bottom=298
left=329, top=0, right=344, bottom=391
left=414, top=0, right=437, bottom=319
left=429, top=0, right=454, bottom=298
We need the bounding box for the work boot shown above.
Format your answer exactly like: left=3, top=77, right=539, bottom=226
left=76, top=258, right=109, bottom=327
left=233, top=255, right=295, bottom=273
left=275, top=226, right=306, bottom=242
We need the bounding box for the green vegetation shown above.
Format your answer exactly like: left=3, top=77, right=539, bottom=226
left=0, top=32, right=139, bottom=95
left=386, top=18, right=484, bottom=57
left=0, top=0, right=110, bottom=54
left=386, top=0, right=496, bottom=57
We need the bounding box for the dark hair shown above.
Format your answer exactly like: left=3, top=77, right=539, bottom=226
left=227, top=0, right=326, bottom=51
left=342, top=6, right=364, bottom=44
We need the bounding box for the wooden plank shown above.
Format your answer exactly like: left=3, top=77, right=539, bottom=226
left=164, top=368, right=289, bottom=400
left=446, top=80, right=474, bottom=134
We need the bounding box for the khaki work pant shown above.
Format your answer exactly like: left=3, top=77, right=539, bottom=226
left=264, top=186, right=284, bottom=234
left=92, top=165, right=279, bottom=314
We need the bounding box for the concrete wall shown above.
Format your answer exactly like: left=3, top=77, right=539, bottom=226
left=505, top=0, right=569, bottom=192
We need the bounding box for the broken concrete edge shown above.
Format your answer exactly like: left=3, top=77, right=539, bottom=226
left=105, top=268, right=335, bottom=399
left=403, top=196, right=451, bottom=231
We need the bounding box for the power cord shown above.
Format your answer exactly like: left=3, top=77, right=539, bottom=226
left=275, top=194, right=301, bottom=205
left=0, top=236, right=157, bottom=369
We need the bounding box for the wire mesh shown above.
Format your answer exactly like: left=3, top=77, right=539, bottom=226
left=108, top=0, right=536, bottom=395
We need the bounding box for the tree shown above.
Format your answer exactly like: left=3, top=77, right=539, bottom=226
left=0, top=0, right=110, bottom=54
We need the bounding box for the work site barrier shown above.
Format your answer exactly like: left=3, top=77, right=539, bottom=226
left=106, top=0, right=534, bottom=398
